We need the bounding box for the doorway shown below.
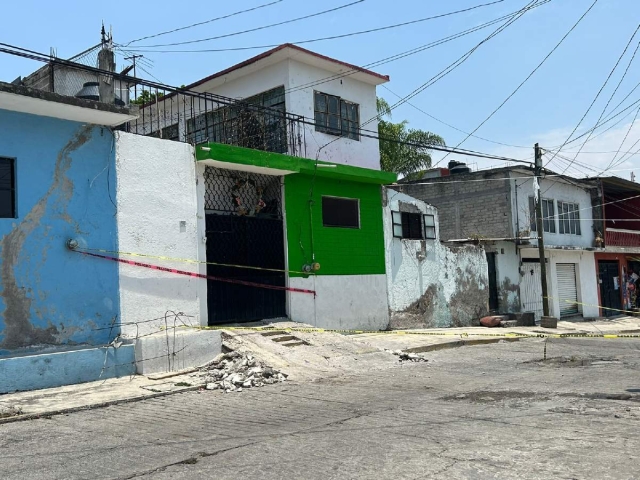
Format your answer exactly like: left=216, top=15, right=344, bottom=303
left=521, top=259, right=543, bottom=320
left=486, top=253, right=499, bottom=312
left=598, top=260, right=622, bottom=317
left=204, top=167, right=286, bottom=324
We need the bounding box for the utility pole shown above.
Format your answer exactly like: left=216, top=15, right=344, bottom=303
left=124, top=54, right=143, bottom=78
left=534, top=143, right=550, bottom=317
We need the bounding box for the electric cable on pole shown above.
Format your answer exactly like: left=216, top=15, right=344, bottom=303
left=534, top=143, right=550, bottom=318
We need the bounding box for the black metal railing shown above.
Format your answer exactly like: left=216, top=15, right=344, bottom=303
left=4, top=47, right=307, bottom=157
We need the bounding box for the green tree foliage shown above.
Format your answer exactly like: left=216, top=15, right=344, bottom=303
left=377, top=97, right=445, bottom=179
left=130, top=89, right=164, bottom=105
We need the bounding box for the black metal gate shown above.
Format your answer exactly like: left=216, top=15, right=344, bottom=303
left=598, top=260, right=622, bottom=317
left=204, top=167, right=286, bottom=324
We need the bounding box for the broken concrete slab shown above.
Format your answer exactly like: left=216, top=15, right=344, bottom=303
left=134, top=328, right=222, bottom=375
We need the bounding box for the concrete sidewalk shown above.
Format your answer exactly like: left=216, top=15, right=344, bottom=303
left=2, top=315, right=639, bottom=422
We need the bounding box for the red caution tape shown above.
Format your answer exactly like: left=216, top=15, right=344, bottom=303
left=74, top=251, right=316, bottom=296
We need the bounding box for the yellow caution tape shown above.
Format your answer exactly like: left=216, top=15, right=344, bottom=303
left=192, top=325, right=640, bottom=339
left=545, top=296, right=636, bottom=316
left=79, top=248, right=309, bottom=275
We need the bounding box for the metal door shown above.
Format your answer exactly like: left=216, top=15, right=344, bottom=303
left=206, top=213, right=286, bottom=324
left=521, top=261, right=543, bottom=320
left=557, top=263, right=579, bottom=317
left=486, top=253, right=499, bottom=312
left=598, top=261, right=622, bottom=317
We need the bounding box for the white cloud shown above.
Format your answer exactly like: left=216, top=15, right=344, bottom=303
left=432, top=119, right=640, bottom=181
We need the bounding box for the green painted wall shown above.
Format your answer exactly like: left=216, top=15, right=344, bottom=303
left=285, top=174, right=386, bottom=277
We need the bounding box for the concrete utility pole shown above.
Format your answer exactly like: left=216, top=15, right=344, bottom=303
left=534, top=143, right=550, bottom=317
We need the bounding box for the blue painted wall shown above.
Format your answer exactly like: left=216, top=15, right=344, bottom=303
left=0, top=109, right=120, bottom=354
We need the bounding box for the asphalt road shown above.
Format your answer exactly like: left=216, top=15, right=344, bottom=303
left=2, top=337, right=640, bottom=480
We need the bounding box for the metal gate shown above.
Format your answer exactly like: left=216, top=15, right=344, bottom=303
left=204, top=167, right=286, bottom=324
left=557, top=263, right=579, bottom=317
left=521, top=260, right=543, bottom=320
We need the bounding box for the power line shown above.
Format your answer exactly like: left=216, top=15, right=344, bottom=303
left=132, top=0, right=367, bottom=48
left=575, top=27, right=640, bottom=173
left=438, top=0, right=598, bottom=167
left=364, top=0, right=547, bottom=130
left=123, top=0, right=285, bottom=46
left=380, top=85, right=532, bottom=149
left=280, top=3, right=548, bottom=96
left=309, top=0, right=544, bottom=171
left=544, top=22, right=640, bottom=175
left=127, top=0, right=507, bottom=52
left=603, top=105, right=640, bottom=173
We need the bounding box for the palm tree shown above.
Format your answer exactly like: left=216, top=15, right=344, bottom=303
left=377, top=97, right=445, bottom=179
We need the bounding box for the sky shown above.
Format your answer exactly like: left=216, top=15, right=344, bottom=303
left=3, top=0, right=640, bottom=179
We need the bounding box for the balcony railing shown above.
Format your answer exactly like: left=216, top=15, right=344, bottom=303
left=606, top=228, right=640, bottom=247
left=6, top=47, right=307, bottom=157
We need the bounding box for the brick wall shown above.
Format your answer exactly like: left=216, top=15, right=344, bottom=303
left=392, top=171, right=513, bottom=241
left=22, top=65, right=52, bottom=92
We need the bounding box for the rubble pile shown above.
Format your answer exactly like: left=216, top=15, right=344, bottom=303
left=199, top=351, right=287, bottom=393
left=388, top=350, right=429, bottom=363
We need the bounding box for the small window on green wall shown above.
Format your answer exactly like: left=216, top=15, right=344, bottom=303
left=322, top=196, right=360, bottom=228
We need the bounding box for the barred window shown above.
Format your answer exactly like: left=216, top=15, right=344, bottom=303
left=314, top=92, right=359, bottom=141
left=392, top=212, right=435, bottom=240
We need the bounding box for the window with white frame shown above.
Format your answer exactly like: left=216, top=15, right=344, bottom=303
left=392, top=212, right=436, bottom=240
left=529, top=197, right=556, bottom=233
left=314, top=91, right=360, bottom=140
left=557, top=201, right=581, bottom=235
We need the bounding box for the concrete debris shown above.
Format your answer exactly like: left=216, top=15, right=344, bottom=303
left=0, top=405, right=23, bottom=418
left=198, top=351, right=287, bottom=393
left=387, top=350, right=429, bottom=363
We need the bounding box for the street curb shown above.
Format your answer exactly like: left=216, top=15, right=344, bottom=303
left=0, top=383, right=204, bottom=425
left=403, top=337, right=521, bottom=354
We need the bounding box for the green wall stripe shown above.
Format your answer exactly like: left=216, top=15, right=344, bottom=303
left=285, top=174, right=386, bottom=277
left=196, top=143, right=397, bottom=185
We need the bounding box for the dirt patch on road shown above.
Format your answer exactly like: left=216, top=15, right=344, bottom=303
left=524, top=356, right=621, bottom=367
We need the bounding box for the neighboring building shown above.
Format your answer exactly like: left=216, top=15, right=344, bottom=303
left=587, top=176, right=640, bottom=316
left=395, top=163, right=601, bottom=320
left=383, top=189, right=489, bottom=328
left=0, top=80, right=138, bottom=392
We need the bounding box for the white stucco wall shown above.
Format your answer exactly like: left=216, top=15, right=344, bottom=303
left=512, top=174, right=595, bottom=248
left=288, top=274, right=389, bottom=330
left=181, top=58, right=381, bottom=170
left=520, top=247, right=599, bottom=318
left=487, top=241, right=521, bottom=313
left=115, top=132, right=207, bottom=338
left=383, top=190, right=489, bottom=327
left=286, top=59, right=381, bottom=170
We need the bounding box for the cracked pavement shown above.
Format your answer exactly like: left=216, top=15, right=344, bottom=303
left=2, top=337, right=640, bottom=479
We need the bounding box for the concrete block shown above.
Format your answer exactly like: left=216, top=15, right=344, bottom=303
left=516, top=312, right=536, bottom=327
left=135, top=329, right=222, bottom=375
left=540, top=316, right=558, bottom=329
left=0, top=344, right=136, bottom=394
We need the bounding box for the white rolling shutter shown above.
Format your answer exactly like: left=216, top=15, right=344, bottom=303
left=557, top=264, right=579, bottom=317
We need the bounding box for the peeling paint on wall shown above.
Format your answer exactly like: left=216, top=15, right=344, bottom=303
left=384, top=190, right=489, bottom=329
left=0, top=127, right=91, bottom=349
left=0, top=110, right=120, bottom=352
